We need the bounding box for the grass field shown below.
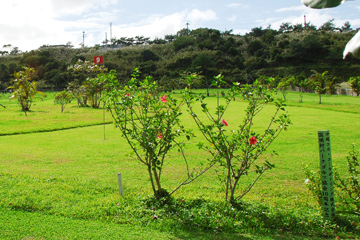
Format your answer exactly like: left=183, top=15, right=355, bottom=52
left=0, top=90, right=359, bottom=239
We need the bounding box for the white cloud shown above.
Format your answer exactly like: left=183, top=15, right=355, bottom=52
left=254, top=6, right=354, bottom=31
left=2, top=1, right=359, bottom=52
left=187, top=9, right=217, bottom=23
left=50, top=0, right=119, bottom=16
left=113, top=13, right=184, bottom=39
left=228, top=3, right=249, bottom=8
left=228, top=15, right=237, bottom=22
left=0, top=0, right=122, bottom=51
left=276, top=5, right=306, bottom=12
left=111, top=9, right=217, bottom=40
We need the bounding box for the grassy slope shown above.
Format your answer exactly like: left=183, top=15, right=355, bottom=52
left=0, top=91, right=359, bottom=239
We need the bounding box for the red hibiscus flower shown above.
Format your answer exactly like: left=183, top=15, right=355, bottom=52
left=222, top=119, right=228, bottom=127
left=161, top=95, right=167, bottom=102
left=249, top=136, right=257, bottom=145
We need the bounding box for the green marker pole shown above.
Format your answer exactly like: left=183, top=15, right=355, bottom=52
left=318, top=130, right=336, bottom=221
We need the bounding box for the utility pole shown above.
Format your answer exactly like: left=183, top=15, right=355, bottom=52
left=82, top=31, right=85, bottom=47
left=110, top=22, right=113, bottom=45
left=304, top=15, right=307, bottom=28
left=186, top=22, right=190, bottom=35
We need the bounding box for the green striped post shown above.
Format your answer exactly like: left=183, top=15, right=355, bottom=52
left=318, top=130, right=336, bottom=220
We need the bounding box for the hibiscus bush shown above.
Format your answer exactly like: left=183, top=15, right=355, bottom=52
left=184, top=74, right=291, bottom=204
left=105, top=68, right=205, bottom=199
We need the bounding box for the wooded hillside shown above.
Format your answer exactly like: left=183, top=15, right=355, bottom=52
left=1, top=20, right=359, bottom=91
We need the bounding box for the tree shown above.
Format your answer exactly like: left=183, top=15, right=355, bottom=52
left=192, top=52, right=215, bottom=96
left=164, top=34, right=176, bottom=42
left=7, top=67, right=46, bottom=114
left=150, top=37, right=167, bottom=45
left=184, top=75, right=291, bottom=204
left=341, top=21, right=352, bottom=32
left=177, top=28, right=191, bottom=37
left=256, top=76, right=278, bottom=90
left=106, top=69, right=198, bottom=199
left=326, top=76, right=340, bottom=95
left=279, top=22, right=293, bottom=33
left=319, top=18, right=336, bottom=31
left=305, top=22, right=317, bottom=31
left=67, top=60, right=108, bottom=107
left=0, top=63, right=10, bottom=88
left=83, top=70, right=117, bottom=108
left=293, top=74, right=309, bottom=102
left=141, top=49, right=159, bottom=62
left=3, top=44, right=21, bottom=55
left=307, top=70, right=329, bottom=104
left=247, top=40, right=265, bottom=56
left=173, top=36, right=195, bottom=52
left=55, top=91, right=73, bottom=112
left=348, top=76, right=360, bottom=96
left=293, top=23, right=304, bottom=32
left=249, top=26, right=264, bottom=37
left=135, top=36, right=150, bottom=45
left=277, top=76, right=295, bottom=100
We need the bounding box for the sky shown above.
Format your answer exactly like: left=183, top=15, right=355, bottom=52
left=1, top=0, right=360, bottom=52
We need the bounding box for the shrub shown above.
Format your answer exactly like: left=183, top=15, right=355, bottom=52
left=348, top=76, right=360, bottom=96
left=7, top=67, right=46, bottom=114
left=106, top=69, right=209, bottom=199
left=54, top=91, right=73, bottom=112
left=304, top=144, right=360, bottom=216
left=184, top=74, right=291, bottom=204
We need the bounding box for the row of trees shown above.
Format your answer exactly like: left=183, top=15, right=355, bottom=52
left=247, top=70, right=360, bottom=104
left=6, top=63, right=360, bottom=117
left=105, top=19, right=354, bottom=48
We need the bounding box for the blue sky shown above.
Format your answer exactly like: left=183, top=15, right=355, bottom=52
left=1, top=0, right=359, bottom=52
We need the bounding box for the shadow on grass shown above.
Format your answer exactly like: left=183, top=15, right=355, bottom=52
left=140, top=197, right=357, bottom=240
left=0, top=207, right=322, bottom=240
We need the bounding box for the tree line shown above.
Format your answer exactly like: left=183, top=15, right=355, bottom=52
left=0, top=19, right=360, bottom=92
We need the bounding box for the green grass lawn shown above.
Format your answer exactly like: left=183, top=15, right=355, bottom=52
left=0, top=92, right=112, bottom=135
left=0, top=90, right=359, bottom=239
